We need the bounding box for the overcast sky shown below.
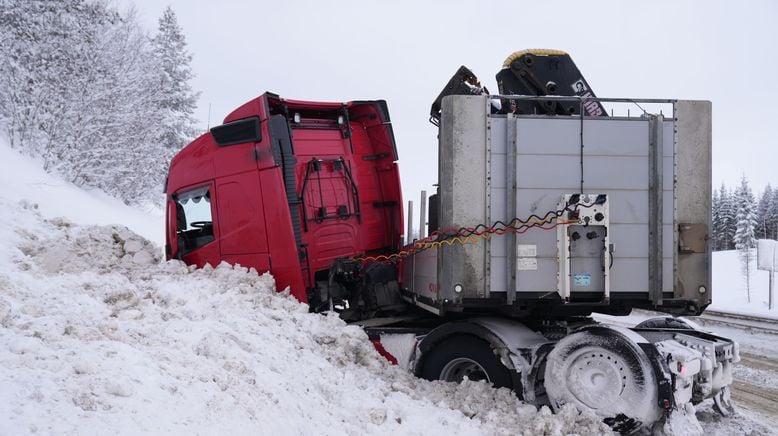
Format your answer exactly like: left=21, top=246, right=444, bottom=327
left=127, top=0, right=777, bottom=204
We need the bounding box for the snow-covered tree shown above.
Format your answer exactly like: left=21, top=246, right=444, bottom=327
left=711, top=181, right=778, bottom=250
left=770, top=188, right=778, bottom=240
left=152, top=7, right=200, bottom=152
left=717, top=184, right=737, bottom=250
left=763, top=187, right=778, bottom=241
left=733, top=178, right=757, bottom=246
left=734, top=176, right=758, bottom=301
left=711, top=189, right=723, bottom=251
left=62, top=7, right=169, bottom=203
left=0, top=0, right=113, bottom=156
left=756, top=184, right=774, bottom=240
left=0, top=1, right=200, bottom=205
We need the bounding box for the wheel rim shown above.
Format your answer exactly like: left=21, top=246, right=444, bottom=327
left=544, top=329, right=660, bottom=433
left=439, top=358, right=490, bottom=383
left=564, top=347, right=628, bottom=409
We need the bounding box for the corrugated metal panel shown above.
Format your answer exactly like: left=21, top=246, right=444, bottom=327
left=411, top=95, right=711, bottom=313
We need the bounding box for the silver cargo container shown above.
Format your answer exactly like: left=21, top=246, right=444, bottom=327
left=403, top=95, right=711, bottom=317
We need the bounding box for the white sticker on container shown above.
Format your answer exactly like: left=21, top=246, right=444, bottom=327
left=517, top=258, right=537, bottom=271
left=573, top=274, right=591, bottom=287
left=517, top=244, right=537, bottom=257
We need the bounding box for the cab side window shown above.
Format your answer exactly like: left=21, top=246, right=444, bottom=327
left=175, top=186, right=215, bottom=254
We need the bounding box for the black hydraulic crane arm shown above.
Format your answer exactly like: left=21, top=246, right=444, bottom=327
left=429, top=49, right=608, bottom=123
left=429, top=65, right=488, bottom=126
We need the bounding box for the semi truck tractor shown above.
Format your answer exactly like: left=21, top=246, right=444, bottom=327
left=165, top=50, right=738, bottom=433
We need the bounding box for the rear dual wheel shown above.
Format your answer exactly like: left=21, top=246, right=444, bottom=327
left=419, top=335, right=515, bottom=389
left=543, top=329, right=661, bottom=434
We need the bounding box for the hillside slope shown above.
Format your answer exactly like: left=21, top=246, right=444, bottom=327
left=0, top=140, right=608, bottom=435
left=0, top=141, right=162, bottom=243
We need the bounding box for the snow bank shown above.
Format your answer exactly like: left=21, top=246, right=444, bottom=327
left=0, top=140, right=162, bottom=243
left=710, top=250, right=777, bottom=319
left=0, top=198, right=611, bottom=435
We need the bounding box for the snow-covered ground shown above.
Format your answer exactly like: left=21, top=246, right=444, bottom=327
left=0, top=144, right=613, bottom=435
left=710, top=250, right=777, bottom=319
left=0, top=143, right=162, bottom=244
left=0, top=141, right=774, bottom=435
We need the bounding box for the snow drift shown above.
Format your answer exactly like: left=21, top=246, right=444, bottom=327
left=710, top=249, right=777, bottom=319
left=0, top=197, right=611, bottom=435
left=0, top=142, right=161, bottom=243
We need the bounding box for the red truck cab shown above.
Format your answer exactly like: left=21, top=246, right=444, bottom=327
left=165, top=93, right=403, bottom=304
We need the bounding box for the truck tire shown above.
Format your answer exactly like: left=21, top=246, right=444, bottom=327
left=543, top=328, right=660, bottom=434
left=419, top=335, right=515, bottom=389
left=635, top=316, right=703, bottom=332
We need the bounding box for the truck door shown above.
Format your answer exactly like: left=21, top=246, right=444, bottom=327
left=215, top=172, right=271, bottom=272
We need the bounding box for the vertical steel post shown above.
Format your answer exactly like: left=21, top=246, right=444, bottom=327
left=420, top=190, right=427, bottom=239
left=506, top=113, right=517, bottom=304
left=770, top=246, right=775, bottom=310
left=407, top=200, right=414, bottom=244
left=648, top=114, right=664, bottom=305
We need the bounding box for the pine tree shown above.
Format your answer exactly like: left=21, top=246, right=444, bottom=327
left=152, top=7, right=200, bottom=152
left=756, top=184, right=773, bottom=240
left=769, top=188, right=778, bottom=241
left=0, top=0, right=107, bottom=157
left=711, top=189, right=722, bottom=251
left=0, top=1, right=200, bottom=206
left=734, top=176, right=758, bottom=301
left=63, top=7, right=168, bottom=204
left=718, top=184, right=737, bottom=250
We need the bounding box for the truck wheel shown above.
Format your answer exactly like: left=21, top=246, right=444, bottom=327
left=544, top=329, right=660, bottom=434
left=419, top=335, right=515, bottom=389
left=635, top=316, right=702, bottom=331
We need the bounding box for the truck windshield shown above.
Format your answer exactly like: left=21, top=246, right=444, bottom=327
left=175, top=186, right=215, bottom=254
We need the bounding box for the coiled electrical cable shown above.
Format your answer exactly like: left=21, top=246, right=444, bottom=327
left=357, top=200, right=596, bottom=264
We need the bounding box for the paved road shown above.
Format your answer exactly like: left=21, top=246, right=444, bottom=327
left=699, top=310, right=778, bottom=334
left=731, top=352, right=778, bottom=424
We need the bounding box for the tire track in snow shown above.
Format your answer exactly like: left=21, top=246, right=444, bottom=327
left=731, top=380, right=778, bottom=425
left=698, top=311, right=778, bottom=335
left=729, top=351, right=778, bottom=426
